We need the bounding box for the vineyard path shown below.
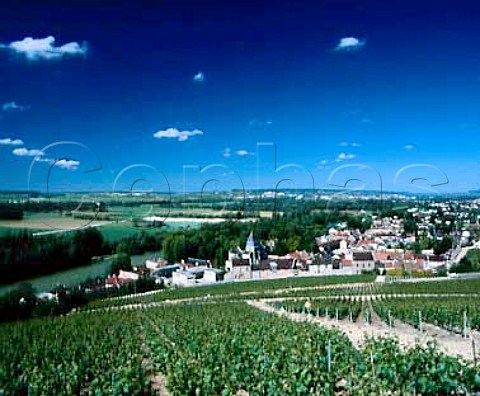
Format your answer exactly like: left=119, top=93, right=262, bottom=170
left=248, top=299, right=478, bottom=361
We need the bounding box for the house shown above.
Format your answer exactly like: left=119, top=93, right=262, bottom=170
left=105, top=274, right=125, bottom=288
left=203, top=268, right=225, bottom=283
left=186, top=257, right=211, bottom=268
left=151, top=264, right=181, bottom=283
left=351, top=251, right=375, bottom=273
left=36, top=292, right=58, bottom=302
left=145, top=257, right=168, bottom=270
left=171, top=266, right=211, bottom=287
left=172, top=270, right=196, bottom=287
left=118, top=270, right=139, bottom=281
left=424, top=255, right=448, bottom=271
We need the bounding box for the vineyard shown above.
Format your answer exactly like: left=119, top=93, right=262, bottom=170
left=86, top=273, right=375, bottom=310
left=374, top=296, right=480, bottom=333
left=3, top=277, right=480, bottom=394
left=268, top=298, right=363, bottom=322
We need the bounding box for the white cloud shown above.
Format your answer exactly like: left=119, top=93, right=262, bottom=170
left=337, top=152, right=356, bottom=161
left=223, top=148, right=231, bottom=158
left=1, top=36, right=87, bottom=60
left=193, top=72, right=205, bottom=83
left=33, top=157, right=53, bottom=163
left=248, top=119, right=273, bottom=128
left=54, top=159, right=80, bottom=170
left=317, top=159, right=329, bottom=169
left=0, top=138, right=23, bottom=146
left=334, top=37, right=365, bottom=51
left=235, top=149, right=251, bottom=156
left=2, top=101, right=25, bottom=111
left=404, top=144, right=415, bottom=151
left=32, top=157, right=80, bottom=171
left=339, top=141, right=361, bottom=147
left=12, top=148, right=44, bottom=157
left=153, top=127, right=203, bottom=142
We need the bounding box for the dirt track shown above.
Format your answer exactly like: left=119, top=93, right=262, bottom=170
left=248, top=299, right=478, bottom=361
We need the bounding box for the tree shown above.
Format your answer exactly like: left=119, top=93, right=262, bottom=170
left=111, top=253, right=132, bottom=274
left=433, top=236, right=452, bottom=255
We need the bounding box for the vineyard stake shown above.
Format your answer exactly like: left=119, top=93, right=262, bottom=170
left=472, top=338, right=477, bottom=366
left=370, top=349, right=375, bottom=375
left=111, top=373, right=116, bottom=396
left=327, top=338, right=332, bottom=372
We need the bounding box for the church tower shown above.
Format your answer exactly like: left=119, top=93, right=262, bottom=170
left=245, top=231, right=259, bottom=266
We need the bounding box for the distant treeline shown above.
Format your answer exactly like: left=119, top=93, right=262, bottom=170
left=0, top=195, right=423, bottom=216
left=0, top=204, right=23, bottom=220
left=0, top=229, right=108, bottom=285
left=0, top=227, right=165, bottom=285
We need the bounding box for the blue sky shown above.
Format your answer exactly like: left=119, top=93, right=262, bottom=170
left=1, top=0, right=480, bottom=193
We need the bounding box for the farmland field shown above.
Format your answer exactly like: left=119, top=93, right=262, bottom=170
left=0, top=211, right=251, bottom=242
left=0, top=212, right=110, bottom=233
left=4, top=276, right=480, bottom=394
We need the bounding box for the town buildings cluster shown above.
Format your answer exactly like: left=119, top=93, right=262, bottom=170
left=103, top=198, right=480, bottom=288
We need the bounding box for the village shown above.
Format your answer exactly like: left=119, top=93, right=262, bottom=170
left=102, top=197, right=480, bottom=290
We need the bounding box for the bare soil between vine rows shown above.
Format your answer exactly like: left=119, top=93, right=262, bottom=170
left=249, top=299, right=478, bottom=361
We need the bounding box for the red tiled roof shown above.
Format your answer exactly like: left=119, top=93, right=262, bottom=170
left=353, top=252, right=374, bottom=261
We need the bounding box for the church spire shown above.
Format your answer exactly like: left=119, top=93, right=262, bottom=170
left=245, top=231, right=255, bottom=253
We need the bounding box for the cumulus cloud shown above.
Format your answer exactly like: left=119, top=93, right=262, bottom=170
left=334, top=37, right=365, bottom=51
left=223, top=148, right=231, bottom=158
left=1, top=36, right=87, bottom=60
left=404, top=144, right=415, bottom=151
left=336, top=152, right=356, bottom=161
left=0, top=138, right=23, bottom=146
left=193, top=72, right=205, bottom=83
left=12, top=148, right=44, bottom=157
left=54, top=159, right=80, bottom=170
left=153, top=127, right=203, bottom=142
left=32, top=157, right=80, bottom=171
left=2, top=101, right=25, bottom=111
